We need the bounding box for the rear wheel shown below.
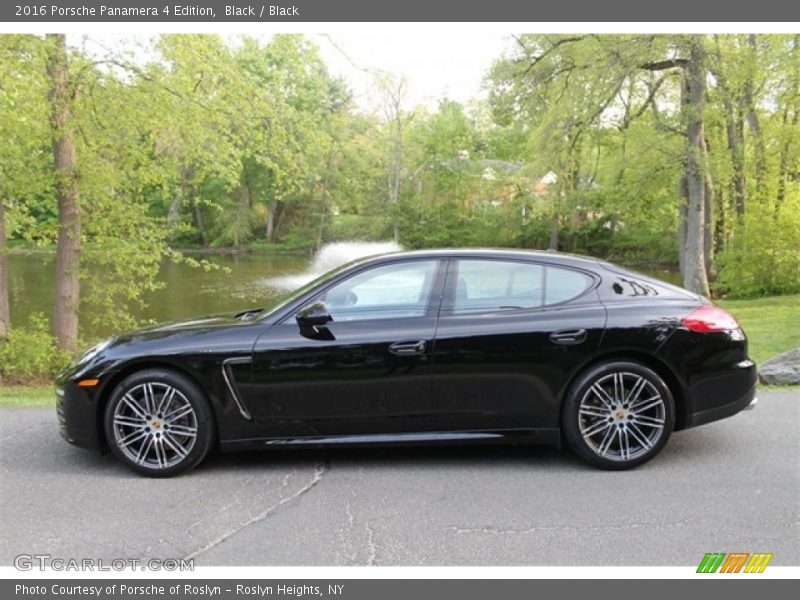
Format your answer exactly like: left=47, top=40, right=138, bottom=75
left=562, top=361, right=674, bottom=470
left=104, top=369, right=214, bottom=477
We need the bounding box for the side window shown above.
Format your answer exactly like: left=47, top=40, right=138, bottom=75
left=545, top=266, right=593, bottom=305
left=451, top=260, right=594, bottom=314
left=452, top=260, right=544, bottom=313
left=321, top=260, right=438, bottom=321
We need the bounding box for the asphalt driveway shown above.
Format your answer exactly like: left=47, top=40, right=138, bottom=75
left=1, top=390, right=797, bottom=566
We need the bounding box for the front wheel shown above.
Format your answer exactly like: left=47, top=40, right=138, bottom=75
left=104, top=369, right=215, bottom=477
left=562, top=361, right=675, bottom=470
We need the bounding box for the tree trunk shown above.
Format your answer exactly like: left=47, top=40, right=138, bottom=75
left=389, top=115, right=402, bottom=243
left=47, top=34, right=81, bottom=353
left=232, top=173, right=250, bottom=249
left=166, top=189, right=183, bottom=233
left=167, top=167, right=190, bottom=234
left=777, top=35, right=800, bottom=205
left=701, top=136, right=715, bottom=279
left=193, top=200, right=207, bottom=246
left=0, top=198, right=9, bottom=338
left=743, top=34, right=767, bottom=205
left=265, top=201, right=275, bottom=243
left=703, top=170, right=715, bottom=281
left=722, top=94, right=746, bottom=219
left=316, top=150, right=335, bottom=250
left=677, top=176, right=688, bottom=278
left=713, top=38, right=747, bottom=219
left=777, top=105, right=799, bottom=205
left=548, top=202, right=559, bottom=251
left=714, top=188, right=727, bottom=256
left=382, top=79, right=406, bottom=244
left=683, top=37, right=711, bottom=297
left=273, top=200, right=286, bottom=241
left=732, top=118, right=747, bottom=219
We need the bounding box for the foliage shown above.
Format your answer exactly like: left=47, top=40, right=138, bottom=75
left=0, top=313, right=70, bottom=384
left=715, top=198, right=800, bottom=298
left=326, top=214, right=394, bottom=243
left=2, top=33, right=800, bottom=367
left=0, top=35, right=55, bottom=243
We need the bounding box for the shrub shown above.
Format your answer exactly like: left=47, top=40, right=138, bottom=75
left=715, top=198, right=800, bottom=298
left=0, top=313, right=71, bottom=385
left=326, top=214, right=393, bottom=243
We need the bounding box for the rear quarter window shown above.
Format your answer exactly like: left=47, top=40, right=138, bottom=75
left=544, top=266, right=594, bottom=305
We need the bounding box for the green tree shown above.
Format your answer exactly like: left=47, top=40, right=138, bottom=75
left=46, top=33, right=81, bottom=352
left=0, top=35, right=53, bottom=338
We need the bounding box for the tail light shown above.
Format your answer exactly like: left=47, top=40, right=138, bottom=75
left=682, top=305, right=740, bottom=332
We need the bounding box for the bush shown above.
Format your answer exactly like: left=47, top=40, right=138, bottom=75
left=715, top=198, right=800, bottom=298
left=0, top=313, right=71, bottom=385
left=326, top=214, right=393, bottom=243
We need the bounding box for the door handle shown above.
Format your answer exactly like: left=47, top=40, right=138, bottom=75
left=549, top=329, right=587, bottom=346
left=388, top=340, right=427, bottom=356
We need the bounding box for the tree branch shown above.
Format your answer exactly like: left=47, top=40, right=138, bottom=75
left=640, top=58, right=688, bottom=71
left=619, top=73, right=673, bottom=130
left=521, top=36, right=585, bottom=76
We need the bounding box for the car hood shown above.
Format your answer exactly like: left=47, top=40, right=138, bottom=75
left=112, top=309, right=263, bottom=343
left=59, top=310, right=265, bottom=384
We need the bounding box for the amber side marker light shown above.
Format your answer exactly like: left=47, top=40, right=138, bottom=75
left=77, top=379, right=100, bottom=388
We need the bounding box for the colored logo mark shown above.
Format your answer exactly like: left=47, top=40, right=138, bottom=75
left=696, top=552, right=773, bottom=573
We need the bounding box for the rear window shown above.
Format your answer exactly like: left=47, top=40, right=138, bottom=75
left=451, top=260, right=593, bottom=313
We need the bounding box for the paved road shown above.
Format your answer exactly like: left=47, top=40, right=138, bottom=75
left=1, top=391, right=798, bottom=566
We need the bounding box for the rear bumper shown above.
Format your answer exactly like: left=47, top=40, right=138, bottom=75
left=56, top=383, right=103, bottom=451
left=682, top=361, right=758, bottom=429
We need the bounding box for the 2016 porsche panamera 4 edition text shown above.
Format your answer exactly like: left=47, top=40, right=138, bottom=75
left=55, top=249, right=757, bottom=476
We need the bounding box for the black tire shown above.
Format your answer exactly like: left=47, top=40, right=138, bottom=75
left=103, top=369, right=215, bottom=477
left=562, top=361, right=675, bottom=470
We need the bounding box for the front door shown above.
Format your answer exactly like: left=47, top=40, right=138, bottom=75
left=242, top=259, right=445, bottom=437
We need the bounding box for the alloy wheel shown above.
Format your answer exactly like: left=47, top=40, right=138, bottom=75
left=577, top=371, right=667, bottom=462
left=111, top=382, right=199, bottom=470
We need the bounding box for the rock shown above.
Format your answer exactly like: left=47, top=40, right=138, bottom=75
left=758, top=348, right=800, bottom=385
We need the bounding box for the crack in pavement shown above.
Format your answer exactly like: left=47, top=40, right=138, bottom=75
left=336, top=500, right=359, bottom=564
left=365, top=520, right=377, bottom=566
left=182, top=463, right=328, bottom=560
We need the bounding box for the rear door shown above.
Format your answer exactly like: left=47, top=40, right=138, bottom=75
left=430, top=258, right=607, bottom=431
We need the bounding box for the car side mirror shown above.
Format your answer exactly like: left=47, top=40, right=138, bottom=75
left=296, top=301, right=333, bottom=328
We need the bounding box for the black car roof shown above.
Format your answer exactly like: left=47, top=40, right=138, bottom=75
left=355, top=248, right=604, bottom=269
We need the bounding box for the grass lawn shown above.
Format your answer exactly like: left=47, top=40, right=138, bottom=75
left=0, top=386, right=54, bottom=408
left=1, top=294, right=797, bottom=408
left=718, top=294, right=800, bottom=365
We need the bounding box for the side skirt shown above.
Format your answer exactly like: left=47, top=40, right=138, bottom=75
left=219, top=428, right=561, bottom=452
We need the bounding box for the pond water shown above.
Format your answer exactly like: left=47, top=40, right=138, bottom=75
left=5, top=242, right=681, bottom=340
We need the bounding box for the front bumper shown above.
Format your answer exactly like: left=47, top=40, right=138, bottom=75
left=56, top=382, right=103, bottom=451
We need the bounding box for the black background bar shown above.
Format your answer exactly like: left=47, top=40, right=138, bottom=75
left=3, top=579, right=798, bottom=600
left=3, top=0, right=800, bottom=23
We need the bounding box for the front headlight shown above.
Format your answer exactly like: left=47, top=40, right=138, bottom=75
left=77, top=338, right=113, bottom=365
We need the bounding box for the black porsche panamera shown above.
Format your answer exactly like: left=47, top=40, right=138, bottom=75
left=56, top=249, right=757, bottom=476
